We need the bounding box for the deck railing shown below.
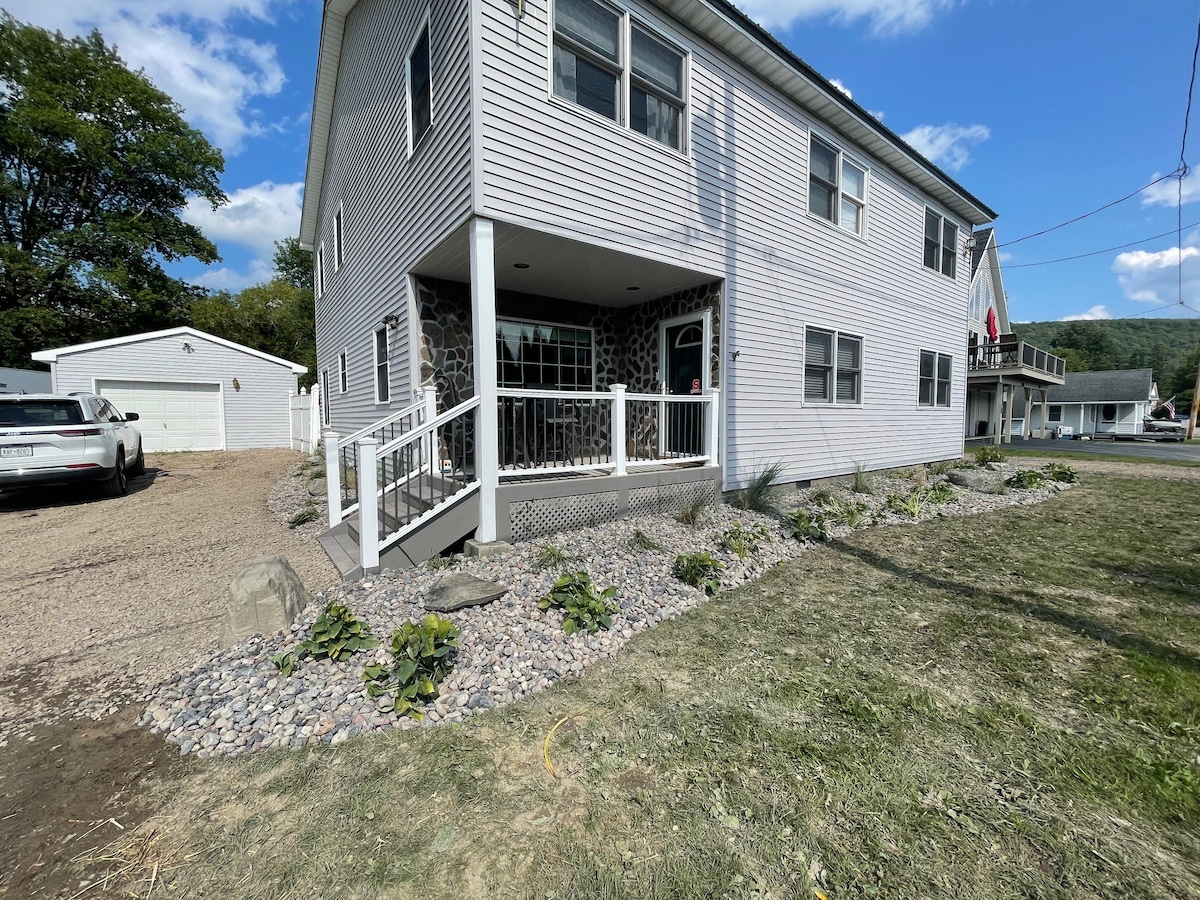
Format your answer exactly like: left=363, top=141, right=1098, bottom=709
left=968, top=338, right=1065, bottom=380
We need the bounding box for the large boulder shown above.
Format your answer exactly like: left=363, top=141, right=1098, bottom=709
left=423, top=573, right=506, bottom=612
left=947, top=468, right=1007, bottom=494
left=220, top=556, right=311, bottom=648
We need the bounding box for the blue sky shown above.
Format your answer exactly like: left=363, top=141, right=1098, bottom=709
left=5, top=0, right=1200, bottom=323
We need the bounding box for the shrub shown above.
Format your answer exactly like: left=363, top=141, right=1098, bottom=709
left=974, top=445, right=1005, bottom=466
left=538, top=572, right=620, bottom=635
left=362, top=614, right=461, bottom=718
left=628, top=529, right=665, bottom=553
left=730, top=461, right=784, bottom=512
left=676, top=496, right=711, bottom=527
left=272, top=601, right=379, bottom=676
left=718, top=521, right=770, bottom=559
left=1045, top=462, right=1079, bottom=483
left=783, top=510, right=829, bottom=542
left=852, top=463, right=873, bottom=494
left=672, top=552, right=726, bottom=594
left=532, top=541, right=574, bottom=572
left=927, top=482, right=956, bottom=504
left=1006, top=469, right=1047, bottom=489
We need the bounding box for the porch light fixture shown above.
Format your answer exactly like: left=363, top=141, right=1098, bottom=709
left=382, top=313, right=402, bottom=329
left=513, top=263, right=530, bottom=269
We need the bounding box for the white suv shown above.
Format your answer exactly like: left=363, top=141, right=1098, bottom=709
left=0, top=393, right=145, bottom=497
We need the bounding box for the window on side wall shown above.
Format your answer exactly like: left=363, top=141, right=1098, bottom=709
left=808, top=135, right=868, bottom=237
left=374, top=328, right=390, bottom=404
left=918, top=350, right=952, bottom=408
left=321, top=370, right=331, bottom=426
left=334, top=206, right=344, bottom=270
left=315, top=244, right=325, bottom=298
left=805, top=327, right=862, bottom=404
left=1048, top=405, right=1062, bottom=423
left=553, top=0, right=621, bottom=122
left=338, top=350, right=348, bottom=394
left=923, top=208, right=958, bottom=278
left=408, top=24, right=432, bottom=151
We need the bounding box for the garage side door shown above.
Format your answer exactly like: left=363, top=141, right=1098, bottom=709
left=97, top=380, right=223, bottom=452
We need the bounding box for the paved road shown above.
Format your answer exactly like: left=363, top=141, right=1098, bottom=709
left=993, top=437, right=1200, bottom=463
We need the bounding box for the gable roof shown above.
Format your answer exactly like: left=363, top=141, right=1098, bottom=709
left=31, top=327, right=309, bottom=374
left=971, top=227, right=994, bottom=279
left=1047, top=368, right=1155, bottom=404
left=300, top=0, right=997, bottom=248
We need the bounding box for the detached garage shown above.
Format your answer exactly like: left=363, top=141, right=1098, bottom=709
left=32, top=328, right=308, bottom=451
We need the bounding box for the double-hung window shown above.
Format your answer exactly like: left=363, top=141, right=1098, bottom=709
left=315, top=245, right=325, bottom=298
left=1048, top=405, right=1062, bottom=423
left=338, top=350, right=348, bottom=394
left=552, top=0, right=688, bottom=152
left=918, top=350, right=952, bottom=408
left=809, top=135, right=867, bottom=236
left=320, top=370, right=331, bottom=426
left=334, top=207, right=344, bottom=271
left=805, top=327, right=862, bottom=405
left=924, top=208, right=958, bottom=278
left=373, top=328, right=390, bottom=404
left=408, top=24, right=432, bottom=150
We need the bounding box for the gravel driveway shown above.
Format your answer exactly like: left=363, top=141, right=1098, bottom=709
left=0, top=449, right=338, bottom=745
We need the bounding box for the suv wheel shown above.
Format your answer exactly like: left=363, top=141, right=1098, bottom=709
left=128, top=442, right=146, bottom=477
left=99, top=451, right=128, bottom=498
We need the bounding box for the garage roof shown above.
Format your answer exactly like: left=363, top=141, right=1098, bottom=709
left=31, top=327, right=309, bottom=375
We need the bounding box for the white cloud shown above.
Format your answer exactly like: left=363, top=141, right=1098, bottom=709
left=2, top=0, right=285, bottom=153
left=1112, top=242, right=1200, bottom=305
left=901, top=123, right=991, bottom=172
left=1060, top=305, right=1112, bottom=321
left=829, top=78, right=853, bottom=99
left=184, top=180, right=303, bottom=259
left=736, top=0, right=958, bottom=35
left=194, top=258, right=275, bottom=292
left=1139, top=171, right=1200, bottom=208
left=997, top=251, right=1014, bottom=263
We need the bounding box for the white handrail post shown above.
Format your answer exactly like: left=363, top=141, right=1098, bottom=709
left=705, top=388, right=721, bottom=466
left=423, top=386, right=438, bottom=424
left=357, top=437, right=380, bottom=573
left=610, top=383, right=627, bottom=476
left=324, top=430, right=342, bottom=526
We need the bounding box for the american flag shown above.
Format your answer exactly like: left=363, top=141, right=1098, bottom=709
left=1164, top=396, right=1176, bottom=418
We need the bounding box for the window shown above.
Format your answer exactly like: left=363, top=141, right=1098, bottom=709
left=316, top=244, right=325, bottom=297
left=334, top=206, right=344, bottom=270
left=1101, top=404, right=1117, bottom=423
left=496, top=320, right=594, bottom=389
left=805, top=327, right=861, bottom=404
left=969, top=275, right=991, bottom=322
left=1048, top=405, right=1062, bottom=423
left=924, top=208, right=958, bottom=278
left=918, top=350, right=952, bottom=408
left=408, top=24, right=432, bottom=150
left=552, top=0, right=688, bottom=152
left=373, top=328, right=390, bottom=404
left=338, top=350, right=348, bottom=394
left=320, top=370, right=331, bottom=426
left=809, top=135, right=867, bottom=236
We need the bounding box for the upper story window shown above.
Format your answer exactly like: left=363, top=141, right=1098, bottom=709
left=805, top=327, right=862, bottom=405
left=552, top=0, right=688, bottom=152
left=924, top=208, right=958, bottom=278
left=918, top=350, right=952, bottom=408
left=408, top=24, right=432, bottom=151
left=809, top=135, right=867, bottom=237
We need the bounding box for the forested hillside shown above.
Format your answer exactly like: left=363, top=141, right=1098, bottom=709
left=1011, top=319, right=1200, bottom=405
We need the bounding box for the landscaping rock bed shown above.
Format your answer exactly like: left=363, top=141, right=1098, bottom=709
left=267, top=454, right=329, bottom=541
left=141, top=466, right=1072, bottom=758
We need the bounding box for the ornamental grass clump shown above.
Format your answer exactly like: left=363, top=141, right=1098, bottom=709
left=362, top=614, right=461, bottom=718
left=271, top=601, right=379, bottom=677
left=887, top=488, right=929, bottom=520
left=672, top=552, right=726, bottom=594
left=538, top=572, right=620, bottom=635
left=730, top=461, right=784, bottom=512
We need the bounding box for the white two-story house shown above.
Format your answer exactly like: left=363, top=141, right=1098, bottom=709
left=301, top=0, right=997, bottom=577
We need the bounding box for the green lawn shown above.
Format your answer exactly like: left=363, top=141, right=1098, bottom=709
left=116, top=475, right=1200, bottom=899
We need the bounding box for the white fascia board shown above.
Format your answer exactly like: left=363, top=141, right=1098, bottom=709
left=33, top=327, right=309, bottom=374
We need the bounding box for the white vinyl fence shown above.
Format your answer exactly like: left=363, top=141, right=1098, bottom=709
left=289, top=387, right=321, bottom=454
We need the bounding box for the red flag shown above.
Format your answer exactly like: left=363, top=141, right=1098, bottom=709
left=985, top=306, right=999, bottom=342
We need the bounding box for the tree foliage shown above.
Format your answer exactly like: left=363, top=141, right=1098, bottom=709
left=0, top=14, right=226, bottom=367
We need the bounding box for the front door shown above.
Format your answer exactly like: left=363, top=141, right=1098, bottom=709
left=663, top=319, right=705, bottom=456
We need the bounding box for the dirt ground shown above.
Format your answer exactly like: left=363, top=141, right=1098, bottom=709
left=0, top=449, right=338, bottom=898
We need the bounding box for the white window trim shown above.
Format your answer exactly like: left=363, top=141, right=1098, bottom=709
left=496, top=316, right=598, bottom=390
left=923, top=207, right=959, bottom=279
left=917, top=349, right=953, bottom=409
left=406, top=12, right=434, bottom=157
left=1048, top=405, right=1063, bottom=423
left=315, top=244, right=325, bottom=298
left=320, top=370, right=331, bottom=426
left=802, top=325, right=864, bottom=407
left=373, top=327, right=391, bottom=406
left=546, top=0, right=692, bottom=158
left=334, top=204, right=344, bottom=272
left=338, top=348, right=348, bottom=394
left=806, top=131, right=870, bottom=240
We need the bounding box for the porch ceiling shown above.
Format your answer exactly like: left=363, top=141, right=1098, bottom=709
left=415, top=221, right=719, bottom=307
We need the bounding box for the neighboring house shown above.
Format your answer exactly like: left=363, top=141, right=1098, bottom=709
left=0, top=366, right=51, bottom=394
left=32, top=328, right=308, bottom=452
left=964, top=228, right=1066, bottom=444
left=301, top=0, right=998, bottom=576
left=1012, top=369, right=1159, bottom=439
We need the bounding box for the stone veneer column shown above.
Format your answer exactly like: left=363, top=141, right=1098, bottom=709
left=470, top=218, right=499, bottom=542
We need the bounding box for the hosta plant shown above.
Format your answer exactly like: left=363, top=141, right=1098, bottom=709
left=538, top=572, right=620, bottom=635
left=272, top=601, right=379, bottom=676
left=1045, top=462, right=1079, bottom=483
left=718, top=521, right=770, bottom=559
left=927, top=481, right=956, bottom=504
left=1006, top=469, right=1047, bottom=489
left=783, top=509, right=829, bottom=542
left=672, top=552, right=726, bottom=594
left=362, top=614, right=461, bottom=718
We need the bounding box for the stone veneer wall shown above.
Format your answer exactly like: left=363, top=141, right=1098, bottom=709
left=415, top=276, right=721, bottom=412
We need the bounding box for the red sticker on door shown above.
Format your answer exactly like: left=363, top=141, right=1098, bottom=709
left=691, top=379, right=701, bottom=394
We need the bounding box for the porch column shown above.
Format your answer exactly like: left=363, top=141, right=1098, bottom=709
left=610, top=383, right=627, bottom=476
left=991, top=379, right=1003, bottom=446
left=1003, top=386, right=1014, bottom=444
left=1023, top=388, right=1034, bottom=440
left=470, top=217, right=500, bottom=542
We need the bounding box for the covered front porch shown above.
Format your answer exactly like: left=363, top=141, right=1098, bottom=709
left=966, top=334, right=1066, bottom=446
left=322, top=218, right=725, bottom=577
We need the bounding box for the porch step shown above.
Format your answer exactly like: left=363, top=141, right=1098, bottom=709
left=345, top=473, right=467, bottom=543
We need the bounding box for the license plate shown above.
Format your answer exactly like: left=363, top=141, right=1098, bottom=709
left=1, top=446, right=32, bottom=458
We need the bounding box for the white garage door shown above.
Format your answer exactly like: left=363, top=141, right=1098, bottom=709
left=97, top=380, right=223, bottom=452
